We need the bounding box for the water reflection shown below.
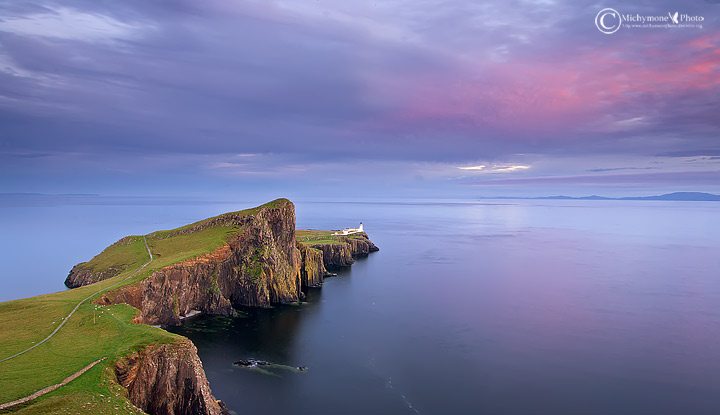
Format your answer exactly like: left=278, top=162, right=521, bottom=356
left=175, top=288, right=324, bottom=370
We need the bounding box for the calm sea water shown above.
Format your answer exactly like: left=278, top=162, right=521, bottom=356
left=2, top=198, right=719, bottom=414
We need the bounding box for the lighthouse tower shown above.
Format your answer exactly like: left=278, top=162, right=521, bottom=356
left=332, top=222, right=364, bottom=236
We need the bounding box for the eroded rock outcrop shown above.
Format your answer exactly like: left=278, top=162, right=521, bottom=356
left=298, top=243, right=328, bottom=287
left=343, top=233, right=379, bottom=256
left=65, top=265, right=121, bottom=288
left=115, top=339, right=229, bottom=415
left=307, top=232, right=379, bottom=269
left=65, top=236, right=139, bottom=288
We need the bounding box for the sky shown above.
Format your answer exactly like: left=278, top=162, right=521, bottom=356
left=1, top=0, right=719, bottom=199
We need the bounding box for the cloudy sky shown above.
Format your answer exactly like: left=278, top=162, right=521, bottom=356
left=1, top=0, right=719, bottom=198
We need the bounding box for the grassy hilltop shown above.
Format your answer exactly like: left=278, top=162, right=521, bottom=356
left=66, top=200, right=290, bottom=288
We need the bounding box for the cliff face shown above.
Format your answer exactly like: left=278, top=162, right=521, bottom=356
left=298, top=243, right=328, bottom=287
left=103, top=200, right=302, bottom=326
left=312, top=243, right=354, bottom=268
left=343, top=233, right=379, bottom=256
left=307, top=232, right=379, bottom=269
left=65, top=236, right=139, bottom=288
left=115, top=339, right=228, bottom=415
left=65, top=265, right=121, bottom=288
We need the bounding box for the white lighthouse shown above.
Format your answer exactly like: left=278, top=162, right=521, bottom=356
left=332, top=222, right=364, bottom=236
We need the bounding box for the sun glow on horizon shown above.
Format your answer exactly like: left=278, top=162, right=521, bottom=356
left=458, top=164, right=531, bottom=173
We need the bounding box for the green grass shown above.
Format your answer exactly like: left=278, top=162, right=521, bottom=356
left=4, top=362, right=147, bottom=414
left=72, top=199, right=292, bottom=280
left=148, top=198, right=289, bottom=238
left=0, top=232, right=211, bottom=413
left=296, top=229, right=366, bottom=245
left=0, top=198, right=294, bottom=414
left=72, top=237, right=148, bottom=276
left=147, top=226, right=241, bottom=265
left=0, top=293, right=178, bottom=413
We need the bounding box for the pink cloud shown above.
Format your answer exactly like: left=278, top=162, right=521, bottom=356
left=365, top=32, right=720, bottom=137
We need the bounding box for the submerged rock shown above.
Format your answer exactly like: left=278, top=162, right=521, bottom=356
left=234, top=359, right=307, bottom=373
left=234, top=359, right=272, bottom=367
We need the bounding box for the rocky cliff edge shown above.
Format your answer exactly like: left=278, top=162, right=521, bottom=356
left=114, top=339, right=229, bottom=415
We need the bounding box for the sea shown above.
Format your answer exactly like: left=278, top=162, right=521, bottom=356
left=1, top=196, right=719, bottom=414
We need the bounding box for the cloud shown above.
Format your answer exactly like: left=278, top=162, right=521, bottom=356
left=586, top=167, right=655, bottom=172
left=657, top=149, right=720, bottom=157
left=0, top=6, right=151, bottom=42
left=208, top=155, right=308, bottom=176
left=0, top=0, right=718, bottom=194
left=1, top=151, right=57, bottom=159
left=457, top=164, right=532, bottom=173
left=489, top=165, right=531, bottom=173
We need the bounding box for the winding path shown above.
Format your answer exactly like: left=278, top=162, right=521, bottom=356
left=0, top=236, right=153, bottom=363
left=0, top=358, right=107, bottom=410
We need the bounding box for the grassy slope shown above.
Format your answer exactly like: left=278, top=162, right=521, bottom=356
left=75, top=202, right=271, bottom=279
left=296, top=229, right=367, bottom=245
left=0, top=199, right=289, bottom=414
left=0, top=290, right=177, bottom=414
left=74, top=236, right=148, bottom=275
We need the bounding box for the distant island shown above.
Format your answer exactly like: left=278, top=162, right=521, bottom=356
left=479, top=192, right=720, bottom=202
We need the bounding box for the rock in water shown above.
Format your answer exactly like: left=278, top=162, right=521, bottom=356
left=234, top=359, right=308, bottom=374
left=234, top=359, right=272, bottom=367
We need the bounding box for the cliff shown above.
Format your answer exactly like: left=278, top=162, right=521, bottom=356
left=297, top=243, right=328, bottom=287
left=101, top=199, right=303, bottom=326
left=306, top=232, right=379, bottom=269
left=65, top=236, right=140, bottom=288
left=115, top=339, right=229, bottom=415
left=65, top=265, right=120, bottom=288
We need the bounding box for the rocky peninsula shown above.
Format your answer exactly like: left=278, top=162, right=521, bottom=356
left=61, top=199, right=377, bottom=414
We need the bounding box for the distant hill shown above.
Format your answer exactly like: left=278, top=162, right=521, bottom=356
left=621, top=192, right=720, bottom=201
left=479, top=192, right=720, bottom=201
